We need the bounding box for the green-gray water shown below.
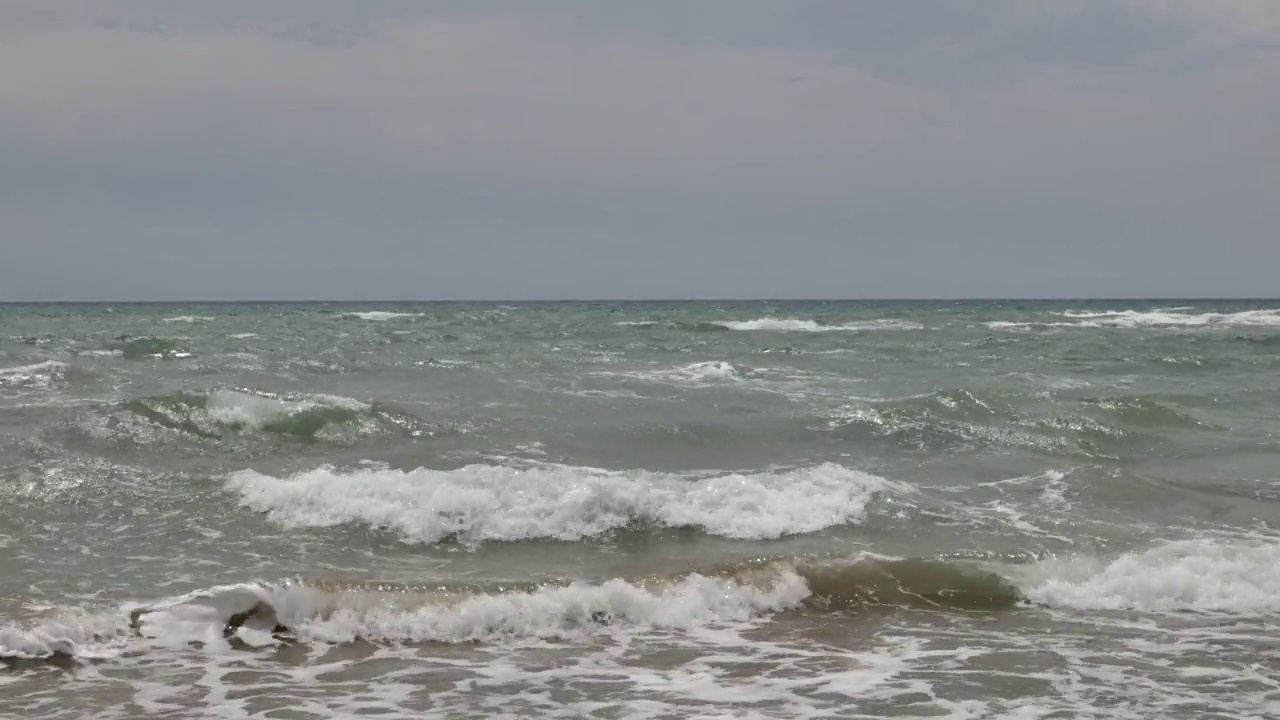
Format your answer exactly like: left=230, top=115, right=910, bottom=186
left=2, top=301, right=1278, bottom=718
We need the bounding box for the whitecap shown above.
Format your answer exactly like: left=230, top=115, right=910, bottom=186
left=204, top=389, right=368, bottom=430
left=225, top=462, right=897, bottom=544
left=1059, top=309, right=1280, bottom=328
left=620, top=360, right=742, bottom=385
left=0, top=360, right=67, bottom=388
left=717, top=318, right=923, bottom=332
left=343, top=311, right=422, bottom=321
left=0, top=569, right=810, bottom=663
left=162, top=315, right=213, bottom=323
left=1023, top=539, right=1280, bottom=612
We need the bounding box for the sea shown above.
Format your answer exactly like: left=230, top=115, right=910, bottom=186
left=1, top=300, right=1278, bottom=719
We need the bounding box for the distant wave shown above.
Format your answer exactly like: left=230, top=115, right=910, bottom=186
left=614, top=360, right=744, bottom=385
left=342, top=311, right=422, bottom=321
left=987, top=308, right=1280, bottom=330
left=819, top=388, right=1219, bottom=458
left=225, top=462, right=898, bottom=544
left=162, top=315, right=213, bottom=323
left=609, top=318, right=923, bottom=332
left=716, top=318, right=924, bottom=332
left=109, top=336, right=194, bottom=360
left=106, top=388, right=445, bottom=443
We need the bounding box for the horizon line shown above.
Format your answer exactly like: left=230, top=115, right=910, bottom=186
left=1, top=297, right=1278, bottom=304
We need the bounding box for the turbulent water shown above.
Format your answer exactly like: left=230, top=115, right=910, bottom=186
left=2, top=300, right=1278, bottom=719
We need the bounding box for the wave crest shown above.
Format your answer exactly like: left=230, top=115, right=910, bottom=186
left=110, top=336, right=193, bottom=360
left=8, top=540, right=1277, bottom=664
left=989, top=308, right=1280, bottom=330
left=1025, top=539, right=1280, bottom=612
left=0, top=556, right=1019, bottom=662
left=0, top=360, right=68, bottom=389
left=117, top=388, right=438, bottom=443
left=225, top=462, right=897, bottom=544
left=717, top=318, right=923, bottom=332
left=342, top=311, right=422, bottom=321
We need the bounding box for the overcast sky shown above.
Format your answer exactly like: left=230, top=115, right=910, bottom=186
left=2, top=0, right=1278, bottom=300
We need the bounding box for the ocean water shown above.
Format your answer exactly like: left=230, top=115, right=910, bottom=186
left=1, top=300, right=1278, bottom=719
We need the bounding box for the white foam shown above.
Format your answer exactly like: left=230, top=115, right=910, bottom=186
left=204, top=389, right=367, bottom=430
left=228, top=332, right=258, bottom=339
left=0, top=569, right=810, bottom=664
left=344, top=311, right=421, bottom=321
left=985, top=308, right=1280, bottom=330
left=0, top=583, right=290, bottom=661
left=623, top=360, right=742, bottom=385
left=161, top=315, right=213, bottom=323
left=0, top=610, right=131, bottom=660
left=1065, top=309, right=1280, bottom=327
left=983, top=321, right=1035, bottom=329
left=718, top=318, right=923, bottom=332
left=1025, top=539, right=1280, bottom=612
left=282, top=572, right=810, bottom=644
left=0, top=360, right=67, bottom=388
left=225, top=462, right=894, bottom=544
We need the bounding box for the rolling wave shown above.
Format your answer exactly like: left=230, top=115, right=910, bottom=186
left=0, top=360, right=68, bottom=389
left=342, top=311, right=422, bottom=321
left=1022, top=539, right=1280, bottom=612
left=110, top=336, right=194, bottom=360
left=823, top=389, right=1214, bottom=457
left=988, top=308, right=1280, bottom=330
left=114, top=388, right=439, bottom=443
left=162, top=315, right=213, bottom=324
left=716, top=318, right=923, bottom=332
left=225, top=462, right=899, bottom=544
left=7, top=540, right=1276, bottom=664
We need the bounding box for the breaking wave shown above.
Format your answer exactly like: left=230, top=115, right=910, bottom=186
left=614, top=360, right=746, bottom=385
left=162, top=315, right=213, bottom=323
left=116, top=388, right=438, bottom=442
left=110, top=335, right=194, bottom=360
left=0, top=360, right=67, bottom=389
left=0, top=556, right=1019, bottom=663
left=716, top=318, right=924, bottom=332
left=225, top=462, right=898, bottom=544
left=987, top=308, right=1280, bottom=330
left=342, top=311, right=422, bottom=321
left=8, top=539, right=1277, bottom=665
left=1024, top=539, right=1280, bottom=612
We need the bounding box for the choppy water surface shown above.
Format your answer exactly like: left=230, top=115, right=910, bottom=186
left=2, top=301, right=1278, bottom=718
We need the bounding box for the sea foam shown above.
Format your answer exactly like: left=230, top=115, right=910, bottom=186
left=717, top=318, right=923, bottom=332
left=343, top=311, right=422, bottom=321
left=988, top=308, right=1280, bottom=330
left=1025, top=539, right=1280, bottom=612
left=0, top=360, right=67, bottom=388
left=162, top=315, right=213, bottom=323
left=0, top=569, right=811, bottom=661
left=225, top=462, right=895, bottom=544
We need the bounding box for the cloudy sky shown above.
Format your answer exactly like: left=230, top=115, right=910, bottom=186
left=2, top=1, right=1277, bottom=300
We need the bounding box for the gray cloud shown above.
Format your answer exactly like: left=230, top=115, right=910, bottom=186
left=1, top=1, right=1278, bottom=300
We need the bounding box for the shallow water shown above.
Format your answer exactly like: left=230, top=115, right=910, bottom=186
left=2, top=300, right=1278, bottom=718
